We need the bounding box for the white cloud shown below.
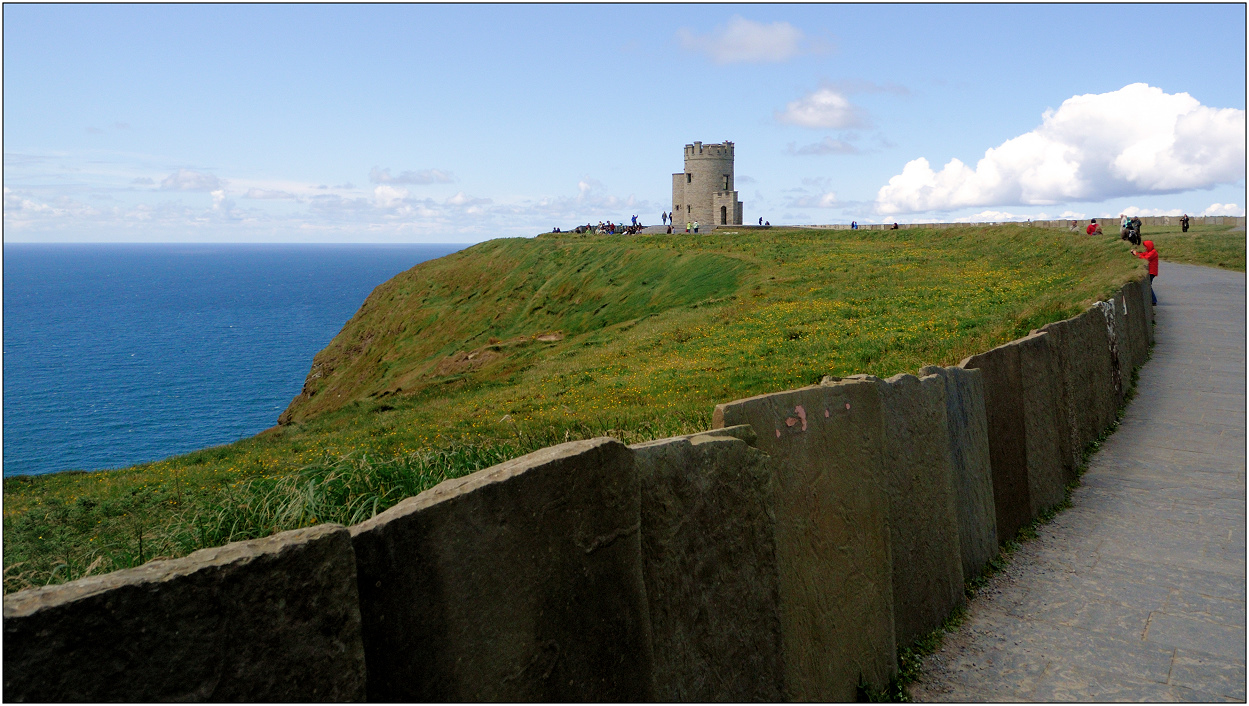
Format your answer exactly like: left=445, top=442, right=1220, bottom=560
left=1119, top=206, right=1184, bottom=217
left=161, top=169, right=222, bottom=191
left=677, top=16, right=816, bottom=64
left=788, top=136, right=860, bottom=156
left=787, top=192, right=839, bottom=208
left=875, top=83, right=1246, bottom=215
left=372, top=185, right=409, bottom=208
left=369, top=167, right=455, bottom=185
left=1202, top=203, right=1245, bottom=216
left=965, top=210, right=1053, bottom=222
left=776, top=86, right=868, bottom=129
left=445, top=192, right=492, bottom=207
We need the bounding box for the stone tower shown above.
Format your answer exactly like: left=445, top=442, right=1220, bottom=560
left=672, top=141, right=743, bottom=228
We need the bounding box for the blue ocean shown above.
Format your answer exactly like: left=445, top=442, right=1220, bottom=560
left=3, top=243, right=462, bottom=477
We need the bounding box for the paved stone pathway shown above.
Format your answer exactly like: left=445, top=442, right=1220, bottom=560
left=912, top=262, right=1246, bottom=701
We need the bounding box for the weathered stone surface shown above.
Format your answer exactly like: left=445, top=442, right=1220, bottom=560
left=920, top=365, right=998, bottom=583
left=713, top=378, right=896, bottom=701
left=1040, top=308, right=1119, bottom=467
left=1034, top=318, right=1082, bottom=485
left=1120, top=279, right=1151, bottom=374
left=874, top=373, right=966, bottom=647
left=631, top=426, right=785, bottom=701
left=349, top=438, right=656, bottom=702
left=960, top=341, right=1033, bottom=542
left=1016, top=331, right=1068, bottom=515
left=3, top=524, right=366, bottom=702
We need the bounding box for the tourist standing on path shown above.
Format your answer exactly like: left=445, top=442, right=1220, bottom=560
left=1181, top=213, right=1190, bottom=232
left=685, top=221, right=691, bottom=234
left=693, top=220, right=700, bottom=233
left=1133, top=240, right=1160, bottom=304
left=661, top=211, right=667, bottom=226
left=759, top=217, right=763, bottom=225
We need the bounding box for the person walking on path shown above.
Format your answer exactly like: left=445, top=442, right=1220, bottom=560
left=1133, top=240, right=1160, bottom=304
left=693, top=220, right=700, bottom=233
left=685, top=221, right=691, bottom=234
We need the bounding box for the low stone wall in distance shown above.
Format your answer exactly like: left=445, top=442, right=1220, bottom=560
left=2, top=276, right=1154, bottom=702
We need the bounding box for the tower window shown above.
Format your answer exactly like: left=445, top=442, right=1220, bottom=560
left=686, top=173, right=692, bottom=184
left=722, top=175, right=730, bottom=190
left=721, top=205, right=727, bottom=224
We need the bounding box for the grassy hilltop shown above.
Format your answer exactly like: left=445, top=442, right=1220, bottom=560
left=3, top=225, right=1159, bottom=592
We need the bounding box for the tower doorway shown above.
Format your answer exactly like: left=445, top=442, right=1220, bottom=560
left=721, top=206, right=727, bottom=225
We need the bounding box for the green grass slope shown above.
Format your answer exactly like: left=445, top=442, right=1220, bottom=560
left=1136, top=223, right=1245, bottom=272
left=4, top=225, right=1145, bottom=593
left=279, top=238, right=753, bottom=423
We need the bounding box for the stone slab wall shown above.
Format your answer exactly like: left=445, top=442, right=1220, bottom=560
left=871, top=373, right=966, bottom=647
left=3, top=524, right=366, bottom=702
left=713, top=379, right=896, bottom=701
left=960, top=339, right=1033, bottom=541
left=3, top=281, right=1156, bottom=702
left=631, top=426, right=785, bottom=702
left=349, top=438, right=655, bottom=702
left=920, top=365, right=998, bottom=582
left=1016, top=331, right=1069, bottom=515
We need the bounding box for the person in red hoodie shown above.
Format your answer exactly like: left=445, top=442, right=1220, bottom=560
left=1133, top=240, right=1159, bottom=305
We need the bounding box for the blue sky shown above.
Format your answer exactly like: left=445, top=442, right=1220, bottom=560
left=4, top=3, right=1245, bottom=243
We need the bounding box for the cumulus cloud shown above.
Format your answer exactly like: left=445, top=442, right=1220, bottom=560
left=677, top=16, right=821, bottom=64
left=1119, top=206, right=1184, bottom=217
left=161, top=169, right=222, bottom=191
left=965, top=210, right=1053, bottom=222
left=875, top=83, right=1246, bottom=215
left=373, top=185, right=409, bottom=208
left=445, top=192, right=492, bottom=207
left=776, top=86, right=869, bottom=129
left=788, top=136, right=860, bottom=156
left=369, top=166, right=455, bottom=185
left=1202, top=203, right=1245, bottom=216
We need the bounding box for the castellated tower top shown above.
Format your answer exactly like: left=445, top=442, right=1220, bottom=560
left=673, top=141, right=742, bottom=227
left=684, top=141, right=735, bottom=159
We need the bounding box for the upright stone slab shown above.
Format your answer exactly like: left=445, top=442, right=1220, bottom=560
left=713, top=379, right=895, bottom=701
left=1016, top=331, right=1068, bottom=515
left=1042, top=307, right=1119, bottom=460
left=631, top=426, right=785, bottom=702
left=1035, top=318, right=1082, bottom=485
left=1121, top=279, right=1150, bottom=372
left=873, top=373, right=966, bottom=647
left=960, top=341, right=1033, bottom=542
left=349, top=438, right=656, bottom=702
left=919, top=365, right=998, bottom=582
left=3, top=524, right=366, bottom=702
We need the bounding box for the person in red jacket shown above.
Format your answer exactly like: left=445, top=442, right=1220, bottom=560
left=1133, top=240, right=1159, bottom=305
left=1085, top=219, right=1103, bottom=235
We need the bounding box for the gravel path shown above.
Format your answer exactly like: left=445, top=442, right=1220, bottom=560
left=911, top=262, right=1246, bottom=702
